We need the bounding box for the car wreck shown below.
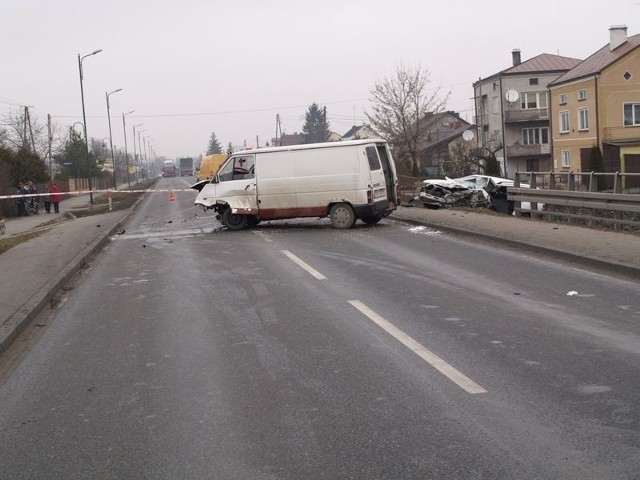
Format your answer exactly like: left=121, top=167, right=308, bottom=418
left=409, top=175, right=524, bottom=214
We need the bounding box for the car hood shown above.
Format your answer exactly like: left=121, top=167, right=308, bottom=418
left=191, top=180, right=210, bottom=192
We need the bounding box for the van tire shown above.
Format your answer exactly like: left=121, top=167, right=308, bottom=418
left=361, top=214, right=383, bottom=225
left=329, top=203, right=356, bottom=229
left=222, top=208, right=247, bottom=230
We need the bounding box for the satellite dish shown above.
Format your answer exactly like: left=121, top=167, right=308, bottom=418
left=462, top=130, right=474, bottom=141
left=505, top=90, right=519, bottom=103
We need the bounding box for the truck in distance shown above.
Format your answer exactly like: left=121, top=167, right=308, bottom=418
left=162, top=160, right=176, bottom=177
left=179, top=157, right=194, bottom=176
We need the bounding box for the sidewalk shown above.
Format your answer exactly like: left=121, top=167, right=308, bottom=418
left=1, top=201, right=638, bottom=355
left=391, top=206, right=640, bottom=278
left=1, top=194, right=95, bottom=236
left=0, top=194, right=134, bottom=353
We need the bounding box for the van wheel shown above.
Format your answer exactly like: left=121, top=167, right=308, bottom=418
left=361, top=214, right=383, bottom=225
left=329, top=203, right=356, bottom=229
left=222, top=208, right=247, bottom=230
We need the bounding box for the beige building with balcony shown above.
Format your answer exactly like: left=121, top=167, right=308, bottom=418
left=549, top=26, right=640, bottom=189
left=473, top=50, right=581, bottom=178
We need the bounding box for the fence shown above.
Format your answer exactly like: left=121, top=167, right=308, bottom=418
left=510, top=171, right=640, bottom=231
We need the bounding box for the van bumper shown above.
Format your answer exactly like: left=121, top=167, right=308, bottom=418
left=354, top=200, right=396, bottom=218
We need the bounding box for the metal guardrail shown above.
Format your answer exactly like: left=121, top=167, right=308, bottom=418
left=510, top=171, right=640, bottom=230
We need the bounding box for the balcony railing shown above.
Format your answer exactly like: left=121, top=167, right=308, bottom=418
left=506, top=143, right=551, bottom=157
left=504, top=108, right=549, bottom=123
left=603, top=126, right=640, bottom=143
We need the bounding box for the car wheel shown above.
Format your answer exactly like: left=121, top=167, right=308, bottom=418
left=329, top=203, right=356, bottom=229
left=222, top=208, right=247, bottom=230
left=360, top=214, right=383, bottom=225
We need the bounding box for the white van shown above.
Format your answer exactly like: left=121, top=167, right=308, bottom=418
left=192, top=139, right=398, bottom=229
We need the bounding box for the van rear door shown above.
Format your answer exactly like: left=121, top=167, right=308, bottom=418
left=365, top=144, right=397, bottom=207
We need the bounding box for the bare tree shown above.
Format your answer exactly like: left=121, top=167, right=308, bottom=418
left=2, top=108, right=51, bottom=159
left=442, top=140, right=481, bottom=178
left=366, top=63, right=449, bottom=176
left=475, top=132, right=503, bottom=177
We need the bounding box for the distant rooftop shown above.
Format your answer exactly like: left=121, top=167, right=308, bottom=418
left=550, top=33, right=640, bottom=86
left=502, top=53, right=582, bottom=75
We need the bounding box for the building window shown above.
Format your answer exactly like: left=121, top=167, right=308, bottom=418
left=577, top=89, right=587, bottom=100
left=624, top=103, right=640, bottom=126
left=493, top=82, right=498, bottom=91
left=521, top=92, right=548, bottom=116
left=578, top=108, right=589, bottom=131
left=561, top=150, right=571, bottom=168
left=560, top=111, right=570, bottom=133
left=522, top=127, right=549, bottom=145
left=529, top=78, right=539, bottom=85
left=493, top=96, right=499, bottom=114
left=559, top=94, right=567, bottom=105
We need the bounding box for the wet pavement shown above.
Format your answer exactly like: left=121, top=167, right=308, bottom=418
left=1, top=199, right=638, bottom=354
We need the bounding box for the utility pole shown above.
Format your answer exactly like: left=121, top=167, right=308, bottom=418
left=275, top=114, right=282, bottom=146
left=47, top=114, right=53, bottom=179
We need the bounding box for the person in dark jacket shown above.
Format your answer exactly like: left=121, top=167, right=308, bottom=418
left=43, top=185, right=52, bottom=213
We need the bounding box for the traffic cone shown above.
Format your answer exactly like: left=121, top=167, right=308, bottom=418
left=169, top=189, right=175, bottom=202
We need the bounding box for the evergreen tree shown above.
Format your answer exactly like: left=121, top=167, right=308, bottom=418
left=302, top=103, right=331, bottom=144
left=54, top=130, right=94, bottom=180
left=1, top=147, right=48, bottom=187
left=484, top=155, right=502, bottom=177
left=207, top=132, right=223, bottom=154
left=226, top=142, right=234, bottom=155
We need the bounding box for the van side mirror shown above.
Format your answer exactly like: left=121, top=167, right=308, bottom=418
left=211, top=174, right=219, bottom=184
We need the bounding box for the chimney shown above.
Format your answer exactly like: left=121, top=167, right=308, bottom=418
left=512, top=49, right=521, bottom=66
left=610, top=25, right=628, bottom=51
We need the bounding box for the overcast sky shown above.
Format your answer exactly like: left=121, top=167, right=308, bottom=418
left=1, top=0, right=638, bottom=159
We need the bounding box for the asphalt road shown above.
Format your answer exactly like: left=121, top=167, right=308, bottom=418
left=1, top=177, right=639, bottom=479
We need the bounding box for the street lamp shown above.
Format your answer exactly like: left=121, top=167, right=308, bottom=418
left=146, top=138, right=154, bottom=177
left=122, top=110, right=134, bottom=187
left=138, top=130, right=147, bottom=178
left=133, top=123, right=147, bottom=180
left=106, top=88, right=123, bottom=190
left=132, top=124, right=143, bottom=183
left=137, top=127, right=147, bottom=182
left=78, top=48, right=102, bottom=204
left=69, top=121, right=84, bottom=139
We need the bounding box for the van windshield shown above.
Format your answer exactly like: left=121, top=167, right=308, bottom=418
left=217, top=155, right=255, bottom=182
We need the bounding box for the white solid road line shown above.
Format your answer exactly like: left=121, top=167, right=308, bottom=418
left=348, top=300, right=487, bottom=395
left=281, top=250, right=327, bottom=280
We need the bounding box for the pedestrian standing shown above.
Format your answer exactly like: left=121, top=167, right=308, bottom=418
left=43, top=185, right=52, bottom=213
left=50, top=182, right=61, bottom=213
left=16, top=184, right=26, bottom=216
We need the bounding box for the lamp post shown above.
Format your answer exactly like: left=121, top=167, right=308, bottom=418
left=133, top=124, right=143, bottom=183
left=106, top=88, right=123, bottom=190
left=78, top=48, right=102, bottom=204
left=122, top=110, right=134, bottom=187
left=137, top=127, right=147, bottom=181
left=143, top=136, right=153, bottom=178
left=142, top=134, right=149, bottom=179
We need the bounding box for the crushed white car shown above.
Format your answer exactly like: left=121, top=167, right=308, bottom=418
left=409, top=174, right=534, bottom=214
